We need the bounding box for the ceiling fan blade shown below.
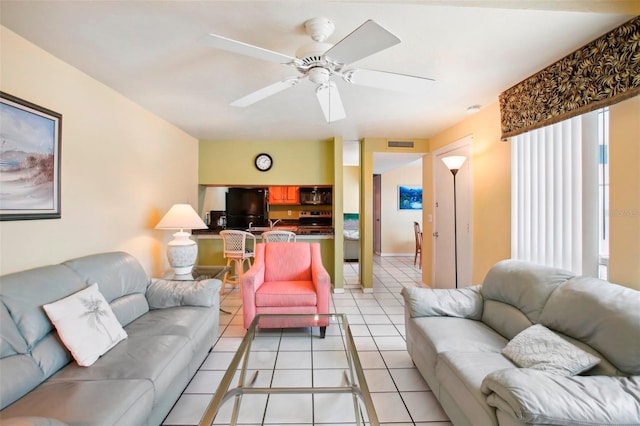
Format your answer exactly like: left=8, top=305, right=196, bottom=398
left=315, top=82, right=346, bottom=123
left=231, top=77, right=302, bottom=107
left=324, top=20, right=400, bottom=65
left=204, top=33, right=298, bottom=65
left=343, top=69, right=434, bottom=93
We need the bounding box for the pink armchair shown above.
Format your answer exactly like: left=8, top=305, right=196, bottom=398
left=241, top=242, right=331, bottom=337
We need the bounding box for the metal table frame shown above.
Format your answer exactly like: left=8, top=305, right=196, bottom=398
left=199, top=313, right=379, bottom=426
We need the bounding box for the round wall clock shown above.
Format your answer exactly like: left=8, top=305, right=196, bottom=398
left=254, top=153, right=273, bottom=172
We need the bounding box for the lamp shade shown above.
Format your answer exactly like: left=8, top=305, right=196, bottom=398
left=155, top=204, right=207, bottom=231
left=442, top=156, right=467, bottom=171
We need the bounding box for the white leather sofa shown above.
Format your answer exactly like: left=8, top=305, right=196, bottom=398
left=0, top=251, right=221, bottom=425
left=402, top=259, right=640, bottom=426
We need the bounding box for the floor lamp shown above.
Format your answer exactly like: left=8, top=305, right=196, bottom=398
left=442, top=155, right=466, bottom=288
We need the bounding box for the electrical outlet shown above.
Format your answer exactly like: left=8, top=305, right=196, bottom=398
left=287, top=210, right=292, bottom=216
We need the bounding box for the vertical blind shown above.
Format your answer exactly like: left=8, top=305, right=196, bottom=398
left=511, top=116, right=584, bottom=273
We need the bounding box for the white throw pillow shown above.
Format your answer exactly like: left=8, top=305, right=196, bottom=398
left=502, top=324, right=600, bottom=376
left=43, top=283, right=127, bottom=366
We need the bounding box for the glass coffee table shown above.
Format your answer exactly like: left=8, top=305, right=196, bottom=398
left=161, top=265, right=230, bottom=281
left=199, top=313, right=379, bottom=425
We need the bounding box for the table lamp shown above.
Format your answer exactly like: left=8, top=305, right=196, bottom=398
left=155, top=204, right=208, bottom=275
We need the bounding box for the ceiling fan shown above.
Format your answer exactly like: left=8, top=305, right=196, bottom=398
left=204, top=17, right=434, bottom=122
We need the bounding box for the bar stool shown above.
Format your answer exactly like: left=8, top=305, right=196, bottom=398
left=261, top=230, right=297, bottom=242
left=219, top=230, right=256, bottom=294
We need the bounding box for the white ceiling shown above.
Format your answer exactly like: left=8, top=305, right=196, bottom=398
left=0, top=1, right=635, bottom=173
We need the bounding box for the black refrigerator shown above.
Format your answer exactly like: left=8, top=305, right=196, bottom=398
left=225, top=187, right=269, bottom=229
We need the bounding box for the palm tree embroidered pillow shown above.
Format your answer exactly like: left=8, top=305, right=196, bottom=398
left=43, top=283, right=127, bottom=366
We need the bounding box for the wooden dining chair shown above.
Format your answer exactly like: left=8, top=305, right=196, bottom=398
left=414, top=221, right=422, bottom=268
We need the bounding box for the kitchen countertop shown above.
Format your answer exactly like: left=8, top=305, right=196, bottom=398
left=192, top=228, right=334, bottom=239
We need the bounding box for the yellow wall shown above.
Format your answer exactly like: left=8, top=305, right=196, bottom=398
left=199, top=139, right=334, bottom=185
left=609, top=95, right=640, bottom=289
left=424, top=102, right=511, bottom=285
left=360, top=138, right=429, bottom=289
left=381, top=162, right=423, bottom=255
left=197, top=137, right=345, bottom=289
left=0, top=26, right=199, bottom=276
left=343, top=166, right=360, bottom=213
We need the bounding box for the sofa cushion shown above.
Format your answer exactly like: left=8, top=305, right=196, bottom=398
left=482, top=368, right=640, bottom=425
left=0, top=302, right=28, bottom=358
left=264, top=243, right=312, bottom=282
left=0, top=379, right=154, bottom=425
left=502, top=324, right=600, bottom=376
left=481, top=299, right=533, bottom=340
left=124, top=305, right=219, bottom=373
left=558, top=333, right=622, bottom=376
left=481, top=260, right=574, bottom=338
left=0, top=355, right=44, bottom=410
left=49, top=334, right=192, bottom=405
left=0, top=265, right=87, bottom=348
left=406, top=316, right=507, bottom=382
left=539, top=276, right=640, bottom=375
left=63, top=252, right=150, bottom=326
left=255, top=281, right=317, bottom=307
left=436, top=351, right=515, bottom=426
left=402, top=286, right=483, bottom=319
left=43, top=283, right=128, bottom=367
left=146, top=278, right=220, bottom=308
left=108, top=293, right=150, bottom=328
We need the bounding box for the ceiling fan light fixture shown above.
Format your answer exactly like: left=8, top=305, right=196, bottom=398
left=308, top=67, right=330, bottom=84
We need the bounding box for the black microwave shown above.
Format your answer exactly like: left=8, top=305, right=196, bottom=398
left=299, top=187, right=332, bottom=205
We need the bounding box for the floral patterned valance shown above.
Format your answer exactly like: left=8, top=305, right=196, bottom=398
left=499, top=16, right=640, bottom=139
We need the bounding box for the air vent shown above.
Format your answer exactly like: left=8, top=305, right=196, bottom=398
left=387, top=140, right=414, bottom=148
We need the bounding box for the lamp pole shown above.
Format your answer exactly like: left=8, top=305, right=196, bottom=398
left=441, top=156, right=466, bottom=289
left=451, top=168, right=459, bottom=289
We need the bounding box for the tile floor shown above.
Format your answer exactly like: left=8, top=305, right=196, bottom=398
left=163, top=256, right=452, bottom=425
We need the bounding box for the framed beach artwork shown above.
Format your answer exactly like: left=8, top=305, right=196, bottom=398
left=398, top=185, right=422, bottom=210
left=0, top=92, right=62, bottom=220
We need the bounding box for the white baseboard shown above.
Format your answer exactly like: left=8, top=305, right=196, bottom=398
left=379, top=253, right=414, bottom=257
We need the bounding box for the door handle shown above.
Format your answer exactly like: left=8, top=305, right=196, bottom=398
left=432, top=232, right=439, bottom=237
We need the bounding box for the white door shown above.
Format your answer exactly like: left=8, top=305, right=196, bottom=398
left=433, top=138, right=472, bottom=288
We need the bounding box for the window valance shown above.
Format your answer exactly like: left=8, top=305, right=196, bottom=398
left=499, top=16, right=639, bottom=139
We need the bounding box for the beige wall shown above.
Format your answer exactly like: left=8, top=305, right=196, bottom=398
left=424, top=96, right=639, bottom=289
left=0, top=26, right=199, bottom=276
left=609, top=95, right=640, bottom=289
left=381, top=163, right=423, bottom=255
left=424, top=102, right=511, bottom=285
left=199, top=139, right=335, bottom=186
left=343, top=166, right=360, bottom=213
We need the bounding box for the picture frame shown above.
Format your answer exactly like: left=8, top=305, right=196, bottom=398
left=0, top=92, right=62, bottom=220
left=398, top=185, right=422, bottom=210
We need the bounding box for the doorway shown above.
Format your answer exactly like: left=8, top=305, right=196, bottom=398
left=373, top=174, right=381, bottom=255
left=433, top=136, right=473, bottom=288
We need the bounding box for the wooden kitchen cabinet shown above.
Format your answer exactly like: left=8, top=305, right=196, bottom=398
left=268, top=186, right=299, bottom=205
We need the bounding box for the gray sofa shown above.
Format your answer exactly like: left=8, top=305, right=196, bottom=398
left=0, top=251, right=221, bottom=425
left=402, top=259, right=640, bottom=426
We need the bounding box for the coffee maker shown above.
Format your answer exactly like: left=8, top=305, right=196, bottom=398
left=208, top=210, right=226, bottom=229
